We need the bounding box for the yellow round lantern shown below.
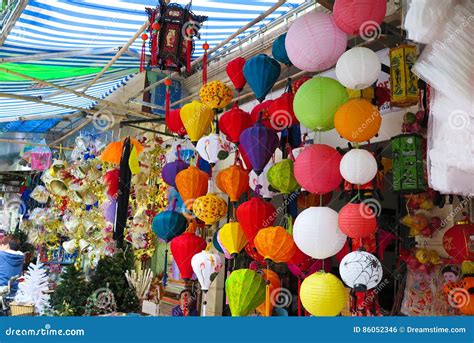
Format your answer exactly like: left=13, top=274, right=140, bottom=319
left=192, top=193, right=228, bottom=225
left=300, top=272, right=347, bottom=316
left=254, top=226, right=296, bottom=263
left=219, top=221, right=248, bottom=256
left=199, top=80, right=233, bottom=109
left=334, top=98, right=382, bottom=142
left=180, top=101, right=214, bottom=143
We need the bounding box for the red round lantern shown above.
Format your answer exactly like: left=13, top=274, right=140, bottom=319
left=226, top=57, right=247, bottom=92
left=443, top=220, right=474, bottom=263
left=166, top=108, right=186, bottom=136
left=294, top=144, right=343, bottom=194
left=219, top=104, right=252, bottom=144
left=267, top=92, right=298, bottom=131
left=291, top=76, right=311, bottom=94
left=338, top=202, right=377, bottom=239
left=250, top=100, right=274, bottom=129
left=236, top=196, right=276, bottom=243
left=170, top=232, right=206, bottom=280
left=333, top=0, right=387, bottom=35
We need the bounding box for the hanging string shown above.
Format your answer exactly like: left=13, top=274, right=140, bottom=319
left=265, top=261, right=271, bottom=317
left=163, top=244, right=169, bottom=287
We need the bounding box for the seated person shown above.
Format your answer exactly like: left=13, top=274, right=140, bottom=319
left=172, top=289, right=198, bottom=316
left=0, top=235, right=24, bottom=291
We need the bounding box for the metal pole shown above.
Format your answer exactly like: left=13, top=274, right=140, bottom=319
left=0, top=47, right=119, bottom=63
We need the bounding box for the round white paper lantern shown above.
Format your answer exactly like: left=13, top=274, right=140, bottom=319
left=335, top=47, right=380, bottom=90
left=339, top=250, right=383, bottom=291
left=249, top=161, right=278, bottom=199
left=196, top=133, right=230, bottom=164
left=191, top=250, right=222, bottom=291
left=340, top=149, right=377, bottom=185
left=293, top=207, right=347, bottom=259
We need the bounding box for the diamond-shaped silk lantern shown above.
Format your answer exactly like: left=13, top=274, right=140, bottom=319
left=272, top=33, right=291, bottom=65
left=236, top=196, right=276, bottom=243
left=239, top=120, right=279, bottom=175
left=180, top=101, right=214, bottom=144
left=267, top=159, right=300, bottom=194
left=196, top=133, right=230, bottom=164
left=249, top=161, right=278, bottom=199
left=166, top=108, right=186, bottom=136
left=175, top=166, right=209, bottom=209
left=300, top=272, right=347, bottom=316
left=219, top=104, right=252, bottom=144
left=254, top=226, right=297, bottom=263
left=243, top=54, right=281, bottom=102
left=216, top=164, right=249, bottom=202
left=170, top=232, right=206, bottom=280
left=226, top=57, right=247, bottom=92
left=152, top=210, right=187, bottom=242
left=191, top=251, right=222, bottom=291
left=219, top=222, right=248, bottom=256
left=225, top=269, right=266, bottom=316
left=192, top=193, right=228, bottom=226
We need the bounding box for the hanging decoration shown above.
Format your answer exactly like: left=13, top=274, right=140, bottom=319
left=191, top=250, right=222, bottom=316
left=291, top=76, right=311, bottom=94
left=272, top=33, right=291, bottom=66
left=333, top=0, right=386, bottom=35
left=216, top=164, right=249, bottom=202
left=293, top=76, right=348, bottom=132
left=145, top=2, right=207, bottom=73
left=335, top=47, right=381, bottom=90
left=202, top=42, right=209, bottom=84
left=334, top=99, right=382, bottom=142
left=249, top=100, right=274, bottom=128
left=166, top=108, right=187, bottom=137
left=443, top=219, right=474, bottom=263
left=196, top=133, right=231, bottom=164
left=219, top=104, right=252, bottom=144
left=180, top=101, right=214, bottom=144
left=161, top=158, right=189, bottom=188
left=99, top=138, right=144, bottom=165
left=267, top=159, right=300, bottom=194
left=239, top=119, right=279, bottom=175
left=256, top=269, right=281, bottom=316
left=293, top=207, right=347, bottom=259
left=249, top=161, right=278, bottom=199
left=225, top=269, right=266, bottom=317
left=245, top=241, right=265, bottom=263
left=285, top=12, right=347, bottom=72
left=199, top=80, right=233, bottom=109
left=254, top=226, right=296, bottom=263
left=175, top=166, right=209, bottom=209
left=226, top=57, right=247, bottom=92
left=192, top=193, right=228, bottom=226
left=267, top=92, right=298, bottom=131
left=300, top=272, right=347, bottom=316
left=389, top=44, right=419, bottom=107
left=340, top=149, right=378, bottom=185
left=218, top=222, right=248, bottom=257
left=297, top=191, right=332, bottom=209
left=151, top=210, right=187, bottom=242
left=236, top=196, right=276, bottom=243
left=294, top=144, right=343, bottom=194
left=243, top=54, right=281, bottom=102
left=338, top=203, right=377, bottom=239
left=339, top=250, right=383, bottom=292
left=170, top=231, right=206, bottom=280
left=391, top=134, right=426, bottom=193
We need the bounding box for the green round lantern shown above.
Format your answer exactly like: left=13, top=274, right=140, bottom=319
left=267, top=159, right=300, bottom=194
left=225, top=269, right=266, bottom=316
left=293, top=76, right=348, bottom=131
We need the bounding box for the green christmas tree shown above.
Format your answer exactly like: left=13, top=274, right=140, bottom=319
left=49, top=265, right=91, bottom=316
left=89, top=249, right=140, bottom=313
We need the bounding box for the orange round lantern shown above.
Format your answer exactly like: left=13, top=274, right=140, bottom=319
left=256, top=269, right=281, bottom=316
left=334, top=99, right=381, bottom=142
left=216, top=164, right=249, bottom=202
left=175, top=166, right=209, bottom=209
left=254, top=226, right=297, bottom=263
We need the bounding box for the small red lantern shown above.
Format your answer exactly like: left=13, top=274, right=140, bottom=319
left=170, top=231, right=206, bottom=280
left=267, top=92, right=298, bottom=131
left=338, top=202, right=377, bottom=239
left=443, top=219, right=474, bottom=263
left=226, top=57, right=247, bottom=92
left=236, top=196, right=276, bottom=243
left=250, top=100, right=274, bottom=129
left=219, top=103, right=252, bottom=144
left=166, top=108, right=186, bottom=136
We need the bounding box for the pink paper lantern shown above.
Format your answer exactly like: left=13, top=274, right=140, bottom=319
left=333, top=0, right=387, bottom=35
left=285, top=12, right=347, bottom=72
left=294, top=144, right=343, bottom=194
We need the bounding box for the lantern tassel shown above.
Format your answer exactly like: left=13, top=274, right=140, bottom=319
left=140, top=40, right=146, bottom=73
left=163, top=247, right=168, bottom=287
left=186, top=40, right=192, bottom=75
left=202, top=49, right=208, bottom=85
left=265, top=262, right=271, bottom=317
left=165, top=85, right=171, bottom=118
left=297, top=277, right=302, bottom=316
left=151, top=30, right=158, bottom=67
left=202, top=290, right=207, bottom=317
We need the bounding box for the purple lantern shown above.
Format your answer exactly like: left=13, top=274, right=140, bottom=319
left=239, top=120, right=279, bottom=175
left=161, top=160, right=189, bottom=188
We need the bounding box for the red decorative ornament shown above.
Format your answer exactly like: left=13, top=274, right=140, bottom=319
left=226, top=57, right=247, bottom=92
left=141, top=33, right=149, bottom=41
left=151, top=22, right=161, bottom=31
left=250, top=100, right=274, bottom=129
left=202, top=43, right=209, bottom=50
left=104, top=169, right=120, bottom=199
left=267, top=92, right=298, bottom=131
left=443, top=220, right=474, bottom=263
left=338, top=202, right=377, bottom=239
left=170, top=232, right=206, bottom=280
left=219, top=103, right=252, bottom=144
left=333, top=0, right=387, bottom=35
left=236, top=196, right=276, bottom=243
left=294, top=144, right=343, bottom=194
left=166, top=108, right=186, bottom=136
left=352, top=234, right=377, bottom=253
left=164, top=78, right=173, bottom=87
left=202, top=42, right=209, bottom=84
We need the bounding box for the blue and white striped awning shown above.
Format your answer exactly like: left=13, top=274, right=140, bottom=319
left=0, top=0, right=305, bottom=132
